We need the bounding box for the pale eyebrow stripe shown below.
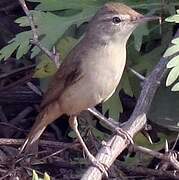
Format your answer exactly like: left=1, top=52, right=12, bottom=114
left=99, top=14, right=131, bottom=23
left=102, top=17, right=124, bottom=23
left=119, top=14, right=131, bottom=21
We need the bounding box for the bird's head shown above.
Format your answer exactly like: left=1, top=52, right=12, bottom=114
left=87, top=3, right=160, bottom=43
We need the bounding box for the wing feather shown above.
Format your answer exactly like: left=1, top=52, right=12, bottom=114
left=40, top=53, right=82, bottom=109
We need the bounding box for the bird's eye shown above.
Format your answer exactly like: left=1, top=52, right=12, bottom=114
left=112, top=17, right=121, bottom=24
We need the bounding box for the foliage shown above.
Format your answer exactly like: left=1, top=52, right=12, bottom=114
left=32, top=170, right=51, bottom=180
left=0, top=0, right=178, bottom=120
left=164, top=9, right=179, bottom=91
left=149, top=81, right=179, bottom=131
left=0, top=1, right=101, bottom=61
left=146, top=9, right=179, bottom=131
left=1, top=0, right=175, bottom=62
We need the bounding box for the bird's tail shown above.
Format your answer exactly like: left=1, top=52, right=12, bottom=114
left=19, top=102, right=62, bottom=154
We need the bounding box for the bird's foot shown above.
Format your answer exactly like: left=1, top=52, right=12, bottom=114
left=107, top=117, right=134, bottom=144
left=88, top=153, right=108, bottom=177
left=115, top=127, right=134, bottom=144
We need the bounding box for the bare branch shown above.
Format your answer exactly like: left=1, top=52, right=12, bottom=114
left=0, top=138, right=78, bottom=149
left=128, top=67, right=146, bottom=81
left=0, top=64, right=35, bottom=80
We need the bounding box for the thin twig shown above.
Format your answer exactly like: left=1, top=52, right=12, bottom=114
left=18, top=0, right=60, bottom=67
left=0, top=122, right=27, bottom=133
left=0, top=106, right=9, bottom=137
left=3, top=107, right=34, bottom=137
left=133, top=145, right=179, bottom=170
left=128, top=67, right=146, bottom=81
left=24, top=166, right=44, bottom=177
left=158, top=133, right=179, bottom=171
left=172, top=133, right=179, bottom=151
left=26, top=82, right=43, bottom=96
left=39, top=147, right=68, bottom=161
left=0, top=72, right=33, bottom=92
left=9, top=106, right=33, bottom=124
left=0, top=106, right=8, bottom=123
left=0, top=64, right=35, bottom=80
left=0, top=138, right=79, bottom=149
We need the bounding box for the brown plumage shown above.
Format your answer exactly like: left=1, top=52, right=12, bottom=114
left=105, top=3, right=142, bottom=17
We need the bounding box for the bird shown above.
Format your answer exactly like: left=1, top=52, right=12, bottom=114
left=19, top=2, right=159, bottom=173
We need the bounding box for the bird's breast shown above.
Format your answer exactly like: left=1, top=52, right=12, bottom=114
left=83, top=43, right=127, bottom=101
left=59, top=42, right=127, bottom=115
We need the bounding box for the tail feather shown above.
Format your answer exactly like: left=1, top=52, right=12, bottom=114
left=20, top=102, right=62, bottom=154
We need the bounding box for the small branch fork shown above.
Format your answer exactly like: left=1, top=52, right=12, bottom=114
left=18, top=0, right=179, bottom=179
left=18, top=0, right=60, bottom=67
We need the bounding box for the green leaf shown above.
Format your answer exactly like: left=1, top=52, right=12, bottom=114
left=133, top=46, right=162, bottom=74
left=27, top=0, right=104, bottom=11
left=121, top=72, right=133, bottom=97
left=163, top=44, right=179, bottom=57
left=91, top=127, right=106, bottom=140
left=16, top=40, right=30, bottom=59
left=68, top=130, right=77, bottom=138
left=1, top=0, right=169, bottom=61
left=15, top=9, right=97, bottom=58
left=172, top=37, right=179, bottom=44
left=15, top=16, right=30, bottom=26
left=171, top=82, right=179, bottom=91
left=167, top=55, right=179, bottom=68
left=0, top=31, right=32, bottom=61
left=33, top=57, right=57, bottom=78
left=34, top=36, right=78, bottom=79
left=165, top=14, right=179, bottom=23
left=32, top=170, right=39, bottom=180
left=102, top=85, right=123, bottom=120
left=133, top=24, right=149, bottom=51
left=39, top=77, right=51, bottom=92
left=0, top=42, right=19, bottom=60
left=44, top=172, right=51, bottom=180
left=2, top=1, right=99, bottom=61
left=148, top=81, right=179, bottom=131
left=56, top=36, right=78, bottom=60
left=166, top=66, right=179, bottom=86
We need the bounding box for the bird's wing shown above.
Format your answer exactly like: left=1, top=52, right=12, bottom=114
left=40, top=56, right=83, bottom=109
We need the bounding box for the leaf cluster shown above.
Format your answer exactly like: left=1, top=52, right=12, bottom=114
left=164, top=10, right=179, bottom=91
left=32, top=170, right=50, bottom=180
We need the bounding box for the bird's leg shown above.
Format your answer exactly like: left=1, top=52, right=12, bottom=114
left=88, top=107, right=134, bottom=144
left=69, top=115, right=108, bottom=176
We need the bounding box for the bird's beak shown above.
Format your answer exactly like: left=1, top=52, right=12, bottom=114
left=136, top=15, right=161, bottom=24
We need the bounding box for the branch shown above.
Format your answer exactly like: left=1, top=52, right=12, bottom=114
left=0, top=64, right=35, bottom=80
left=18, top=0, right=60, bottom=67
left=116, top=161, right=179, bottom=180
left=0, top=138, right=79, bottom=149
left=0, top=72, right=32, bottom=92
left=133, top=145, right=179, bottom=170
left=82, top=29, right=179, bottom=180
left=128, top=67, right=146, bottom=81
